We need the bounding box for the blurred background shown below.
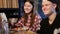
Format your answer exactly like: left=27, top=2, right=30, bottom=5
left=0, top=0, right=60, bottom=20
left=0, top=0, right=60, bottom=34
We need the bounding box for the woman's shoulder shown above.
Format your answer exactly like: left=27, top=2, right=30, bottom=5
left=35, top=14, right=42, bottom=19
left=18, top=16, right=24, bottom=21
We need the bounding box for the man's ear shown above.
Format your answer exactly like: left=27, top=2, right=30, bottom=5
left=53, top=4, right=57, bottom=9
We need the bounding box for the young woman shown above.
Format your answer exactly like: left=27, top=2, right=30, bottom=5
left=40, top=0, right=60, bottom=34
left=16, top=0, right=41, bottom=33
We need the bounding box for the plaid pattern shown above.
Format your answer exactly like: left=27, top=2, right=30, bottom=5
left=17, top=15, right=41, bottom=32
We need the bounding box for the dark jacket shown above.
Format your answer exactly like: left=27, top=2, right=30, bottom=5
left=37, top=13, right=60, bottom=34
left=40, top=13, right=60, bottom=34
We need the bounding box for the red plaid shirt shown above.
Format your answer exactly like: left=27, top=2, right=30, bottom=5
left=17, top=14, right=41, bottom=32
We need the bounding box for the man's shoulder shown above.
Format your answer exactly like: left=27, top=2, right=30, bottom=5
left=56, top=13, right=60, bottom=19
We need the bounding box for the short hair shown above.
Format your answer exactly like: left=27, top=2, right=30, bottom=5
left=48, top=0, right=59, bottom=13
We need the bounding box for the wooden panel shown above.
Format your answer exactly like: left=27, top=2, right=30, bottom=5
left=0, top=0, right=3, bottom=8
left=3, top=0, right=7, bottom=8
left=12, top=0, right=19, bottom=8
left=0, top=0, right=19, bottom=8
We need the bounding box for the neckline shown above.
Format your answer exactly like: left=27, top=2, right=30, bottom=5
left=48, top=14, right=57, bottom=26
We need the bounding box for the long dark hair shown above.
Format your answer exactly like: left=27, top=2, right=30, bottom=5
left=48, top=0, right=59, bottom=13
left=23, top=0, right=35, bottom=27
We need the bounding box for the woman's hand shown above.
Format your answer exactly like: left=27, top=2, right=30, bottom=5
left=26, top=30, right=37, bottom=34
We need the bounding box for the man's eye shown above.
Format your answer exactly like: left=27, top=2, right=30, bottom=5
left=45, top=4, right=49, bottom=6
left=42, top=5, right=44, bottom=7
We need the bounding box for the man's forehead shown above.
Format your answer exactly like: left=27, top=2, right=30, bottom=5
left=42, top=0, right=48, bottom=2
left=42, top=0, right=51, bottom=4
